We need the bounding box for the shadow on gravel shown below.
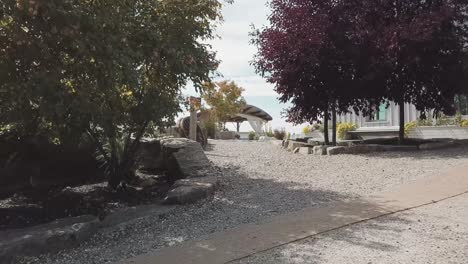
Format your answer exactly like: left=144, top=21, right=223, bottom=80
left=17, top=164, right=414, bottom=264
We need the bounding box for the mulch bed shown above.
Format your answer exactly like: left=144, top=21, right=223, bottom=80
left=0, top=172, right=171, bottom=231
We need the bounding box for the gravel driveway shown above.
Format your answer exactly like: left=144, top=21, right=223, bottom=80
left=20, top=140, right=468, bottom=264
left=234, top=192, right=468, bottom=264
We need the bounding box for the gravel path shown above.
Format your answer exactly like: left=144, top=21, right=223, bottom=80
left=20, top=141, right=468, bottom=264
left=234, top=192, right=468, bottom=264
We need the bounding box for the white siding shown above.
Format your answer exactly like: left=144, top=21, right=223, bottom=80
left=337, top=101, right=419, bottom=128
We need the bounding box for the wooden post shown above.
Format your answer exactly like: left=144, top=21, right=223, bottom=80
left=188, top=96, right=201, bottom=142
left=189, top=109, right=197, bottom=141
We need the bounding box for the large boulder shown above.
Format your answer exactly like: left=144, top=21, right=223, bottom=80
left=138, top=138, right=164, bottom=171
left=160, top=138, right=211, bottom=181
left=0, top=215, right=99, bottom=263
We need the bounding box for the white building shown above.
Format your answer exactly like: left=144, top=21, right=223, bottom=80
left=336, top=95, right=468, bottom=139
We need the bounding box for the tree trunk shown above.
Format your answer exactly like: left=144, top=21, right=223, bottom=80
left=332, top=106, right=337, bottom=146
left=399, top=99, right=405, bottom=145
left=324, top=108, right=329, bottom=145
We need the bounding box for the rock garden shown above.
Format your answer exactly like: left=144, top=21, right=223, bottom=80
left=0, top=137, right=219, bottom=263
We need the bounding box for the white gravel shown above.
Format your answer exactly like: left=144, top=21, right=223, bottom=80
left=234, top=192, right=468, bottom=264
left=19, top=140, right=468, bottom=264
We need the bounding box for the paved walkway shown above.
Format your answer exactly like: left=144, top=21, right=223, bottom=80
left=121, top=163, right=468, bottom=264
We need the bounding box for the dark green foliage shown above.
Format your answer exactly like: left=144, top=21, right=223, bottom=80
left=0, top=0, right=224, bottom=188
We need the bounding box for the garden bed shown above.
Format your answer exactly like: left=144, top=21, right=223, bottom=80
left=0, top=171, right=171, bottom=231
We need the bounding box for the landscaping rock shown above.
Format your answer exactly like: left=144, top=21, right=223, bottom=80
left=160, top=138, right=211, bottom=180
left=138, top=138, right=163, bottom=171
left=164, top=176, right=219, bottom=205
left=346, top=144, right=383, bottom=154
left=165, top=184, right=215, bottom=205
left=313, top=145, right=330, bottom=155
left=381, top=145, right=419, bottom=152
left=0, top=215, right=99, bottom=263
left=327, top=146, right=348, bottom=155
left=287, top=140, right=310, bottom=152
left=299, top=147, right=313, bottom=155
left=419, top=141, right=458, bottom=150
left=307, top=139, right=323, bottom=146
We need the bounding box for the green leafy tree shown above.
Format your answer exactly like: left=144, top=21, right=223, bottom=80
left=202, top=80, right=247, bottom=129
left=0, top=0, right=225, bottom=188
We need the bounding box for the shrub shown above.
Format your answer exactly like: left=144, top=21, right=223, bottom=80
left=266, top=127, right=275, bottom=137
left=248, top=131, right=257, bottom=140
left=200, top=119, right=217, bottom=139
left=460, top=120, right=468, bottom=127
left=337, top=123, right=356, bottom=140
left=273, top=128, right=286, bottom=140
left=404, top=121, right=418, bottom=138
left=302, top=125, right=312, bottom=135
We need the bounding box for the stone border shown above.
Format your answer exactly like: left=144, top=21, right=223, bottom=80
left=280, top=139, right=464, bottom=156
left=0, top=205, right=176, bottom=263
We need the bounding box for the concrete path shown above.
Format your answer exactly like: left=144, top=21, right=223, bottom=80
left=121, top=163, right=468, bottom=264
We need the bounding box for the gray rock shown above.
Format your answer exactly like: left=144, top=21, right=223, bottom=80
left=165, top=184, right=216, bottom=205
left=307, top=139, right=323, bottom=146
left=419, top=141, right=457, bottom=150
left=327, top=146, right=348, bottom=155
left=299, top=147, right=313, bottom=155
left=138, top=138, right=163, bottom=171
left=287, top=141, right=310, bottom=152
left=346, top=144, right=383, bottom=154
left=0, top=215, right=99, bottom=262
left=313, top=145, right=330, bottom=155
left=164, top=176, right=219, bottom=205
left=161, top=138, right=211, bottom=180
left=381, top=145, right=419, bottom=152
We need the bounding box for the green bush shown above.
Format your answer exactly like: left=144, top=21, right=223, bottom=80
left=337, top=123, right=356, bottom=140
left=273, top=128, right=286, bottom=140
left=266, top=127, right=275, bottom=137
left=201, top=119, right=217, bottom=139
left=302, top=125, right=312, bottom=134
left=248, top=131, right=256, bottom=140
left=460, top=120, right=468, bottom=127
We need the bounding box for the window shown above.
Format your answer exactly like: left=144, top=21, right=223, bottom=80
left=455, top=95, right=468, bottom=115
left=369, top=104, right=387, bottom=121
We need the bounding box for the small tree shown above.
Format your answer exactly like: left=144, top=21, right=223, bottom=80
left=202, top=80, right=247, bottom=129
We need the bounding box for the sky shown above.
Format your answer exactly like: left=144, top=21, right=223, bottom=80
left=181, top=0, right=305, bottom=133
